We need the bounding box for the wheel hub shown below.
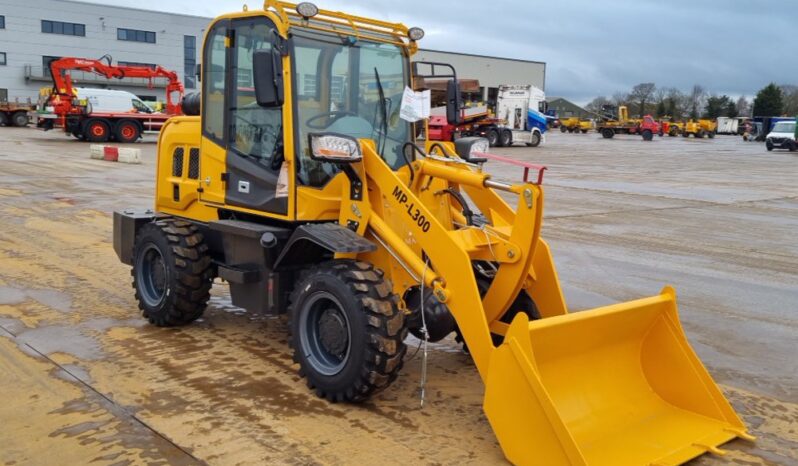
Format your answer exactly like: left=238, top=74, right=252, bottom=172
left=318, top=308, right=348, bottom=357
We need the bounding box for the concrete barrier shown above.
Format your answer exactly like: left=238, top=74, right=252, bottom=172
left=89, top=145, right=142, bottom=164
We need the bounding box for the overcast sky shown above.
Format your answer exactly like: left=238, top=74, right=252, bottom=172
left=94, top=0, right=795, bottom=104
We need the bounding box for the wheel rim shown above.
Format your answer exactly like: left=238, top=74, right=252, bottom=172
left=91, top=123, right=106, bottom=137
left=136, top=243, right=167, bottom=307
left=121, top=124, right=135, bottom=139
left=299, top=291, right=351, bottom=376
left=488, top=132, right=498, bottom=145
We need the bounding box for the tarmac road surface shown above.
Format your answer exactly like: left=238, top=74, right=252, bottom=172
left=0, top=127, right=795, bottom=465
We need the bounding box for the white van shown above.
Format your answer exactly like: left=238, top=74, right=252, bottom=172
left=765, top=121, right=796, bottom=151
left=75, top=88, right=155, bottom=115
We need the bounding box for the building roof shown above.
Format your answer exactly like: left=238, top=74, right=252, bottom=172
left=418, top=49, right=545, bottom=66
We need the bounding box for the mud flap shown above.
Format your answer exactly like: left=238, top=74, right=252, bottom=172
left=483, top=286, right=752, bottom=466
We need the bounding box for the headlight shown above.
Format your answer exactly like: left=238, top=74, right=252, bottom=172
left=408, top=27, right=425, bottom=41
left=454, top=137, right=490, bottom=163
left=296, top=2, right=319, bottom=19
left=309, top=133, right=362, bottom=163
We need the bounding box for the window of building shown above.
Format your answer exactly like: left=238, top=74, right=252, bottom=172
left=0, top=53, right=6, bottom=66
left=41, top=20, right=85, bottom=36
left=117, top=28, right=156, bottom=44
left=42, top=55, right=61, bottom=77
left=302, top=74, right=317, bottom=97
left=0, top=16, right=5, bottom=29
left=0, top=89, right=7, bottom=102
left=118, top=61, right=157, bottom=69
left=184, top=35, right=196, bottom=89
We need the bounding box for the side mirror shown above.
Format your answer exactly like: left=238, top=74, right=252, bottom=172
left=446, top=79, right=462, bottom=125
left=253, top=49, right=283, bottom=107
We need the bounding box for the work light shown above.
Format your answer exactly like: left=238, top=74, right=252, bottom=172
left=296, top=2, right=319, bottom=19
left=408, top=27, right=425, bottom=41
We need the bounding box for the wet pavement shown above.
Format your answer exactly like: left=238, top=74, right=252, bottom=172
left=0, top=127, right=795, bottom=465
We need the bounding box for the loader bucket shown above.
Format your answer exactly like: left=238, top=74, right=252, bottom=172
left=484, top=286, right=751, bottom=466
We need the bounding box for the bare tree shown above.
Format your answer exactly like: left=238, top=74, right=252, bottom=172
left=585, top=96, right=611, bottom=116
left=735, top=95, right=750, bottom=117
left=688, top=85, right=706, bottom=119
left=611, top=92, right=629, bottom=107
left=628, top=83, right=656, bottom=117
left=780, top=85, right=798, bottom=116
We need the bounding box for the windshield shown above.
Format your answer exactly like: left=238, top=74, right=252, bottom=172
left=292, top=31, right=410, bottom=186
left=771, top=122, right=795, bottom=133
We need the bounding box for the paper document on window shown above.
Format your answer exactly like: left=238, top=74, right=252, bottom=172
left=399, top=86, right=431, bottom=122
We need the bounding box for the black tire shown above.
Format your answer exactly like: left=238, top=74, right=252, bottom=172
left=115, top=119, right=141, bottom=143
left=642, top=129, right=653, bottom=141
left=84, top=118, right=111, bottom=142
left=669, top=129, right=678, bottom=137
left=132, top=219, right=213, bottom=327
left=658, top=129, right=664, bottom=137
left=0, top=112, right=7, bottom=126
left=12, top=111, right=28, bottom=127
left=708, top=131, right=715, bottom=139
left=682, top=132, right=689, bottom=138
left=789, top=141, right=797, bottom=152
left=560, top=125, right=567, bottom=133
left=499, top=129, right=512, bottom=147
left=289, top=260, right=407, bottom=403
left=581, top=129, right=588, bottom=134
left=766, top=141, right=774, bottom=151
left=601, top=128, right=615, bottom=139
left=696, top=130, right=705, bottom=139
left=526, top=131, right=541, bottom=147
left=486, top=128, right=499, bottom=147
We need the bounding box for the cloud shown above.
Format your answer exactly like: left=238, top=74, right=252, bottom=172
left=95, top=0, right=797, bottom=103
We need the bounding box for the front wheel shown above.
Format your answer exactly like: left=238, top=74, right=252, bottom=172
left=766, top=141, right=774, bottom=151
left=560, top=125, right=567, bottom=133
left=289, top=260, right=407, bottom=403
left=708, top=131, right=715, bottom=139
left=526, top=131, right=541, bottom=147
left=601, top=128, right=614, bottom=139
left=132, top=219, right=213, bottom=326
left=642, top=129, right=653, bottom=141
left=499, top=129, right=512, bottom=147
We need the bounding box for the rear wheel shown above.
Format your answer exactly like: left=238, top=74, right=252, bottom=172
left=696, top=130, right=705, bottom=139
left=526, top=131, right=541, bottom=147
left=560, top=125, right=567, bottom=133
left=0, top=112, right=7, bottom=126
left=132, top=219, right=214, bottom=326
left=708, top=131, right=715, bottom=139
left=486, top=128, right=499, bottom=147
left=84, top=118, right=111, bottom=142
left=499, top=129, right=512, bottom=147
left=642, top=129, right=653, bottom=141
left=581, top=129, right=588, bottom=134
left=289, top=260, right=407, bottom=403
left=601, top=128, right=615, bottom=139
left=12, top=112, right=28, bottom=127
left=115, top=120, right=140, bottom=143
left=682, top=132, right=689, bottom=138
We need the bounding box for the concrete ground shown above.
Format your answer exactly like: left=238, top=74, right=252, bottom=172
left=0, top=127, right=795, bottom=465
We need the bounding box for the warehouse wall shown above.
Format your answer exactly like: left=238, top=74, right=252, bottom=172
left=413, top=49, right=546, bottom=101
left=0, top=0, right=208, bottom=102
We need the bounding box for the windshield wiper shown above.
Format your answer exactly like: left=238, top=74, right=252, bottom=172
left=374, top=67, right=388, bottom=155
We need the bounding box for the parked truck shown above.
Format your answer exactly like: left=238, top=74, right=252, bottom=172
left=31, top=55, right=183, bottom=142
left=596, top=105, right=661, bottom=140
left=0, top=100, right=34, bottom=127
left=426, top=79, right=548, bottom=147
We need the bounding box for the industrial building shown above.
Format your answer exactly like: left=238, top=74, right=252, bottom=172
left=0, top=0, right=207, bottom=103
left=547, top=97, right=590, bottom=119
left=0, top=0, right=545, bottom=105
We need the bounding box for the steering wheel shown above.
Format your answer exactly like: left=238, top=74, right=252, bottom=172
left=305, top=111, right=358, bottom=129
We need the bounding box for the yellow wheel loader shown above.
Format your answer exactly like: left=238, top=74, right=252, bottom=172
left=113, top=2, right=752, bottom=464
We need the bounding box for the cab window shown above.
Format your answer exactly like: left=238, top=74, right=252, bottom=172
left=203, top=24, right=227, bottom=143
left=229, top=19, right=282, bottom=166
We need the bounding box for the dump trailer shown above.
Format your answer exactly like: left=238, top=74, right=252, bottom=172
left=682, top=119, right=717, bottom=138
left=113, top=2, right=751, bottom=464
left=0, top=100, right=34, bottom=127
left=559, top=117, right=592, bottom=133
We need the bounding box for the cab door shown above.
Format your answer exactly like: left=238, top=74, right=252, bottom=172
left=199, top=16, right=288, bottom=216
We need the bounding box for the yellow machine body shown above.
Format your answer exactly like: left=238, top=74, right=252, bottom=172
left=151, top=2, right=751, bottom=464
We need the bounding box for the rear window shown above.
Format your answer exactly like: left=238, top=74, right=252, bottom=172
left=772, top=122, right=795, bottom=133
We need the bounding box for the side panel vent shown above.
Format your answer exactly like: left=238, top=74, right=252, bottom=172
left=188, top=148, right=200, bottom=179
left=172, top=147, right=184, bottom=177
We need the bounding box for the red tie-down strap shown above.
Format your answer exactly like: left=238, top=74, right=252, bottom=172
left=472, top=152, right=547, bottom=185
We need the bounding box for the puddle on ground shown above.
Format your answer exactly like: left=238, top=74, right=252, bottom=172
left=0, top=286, right=72, bottom=312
